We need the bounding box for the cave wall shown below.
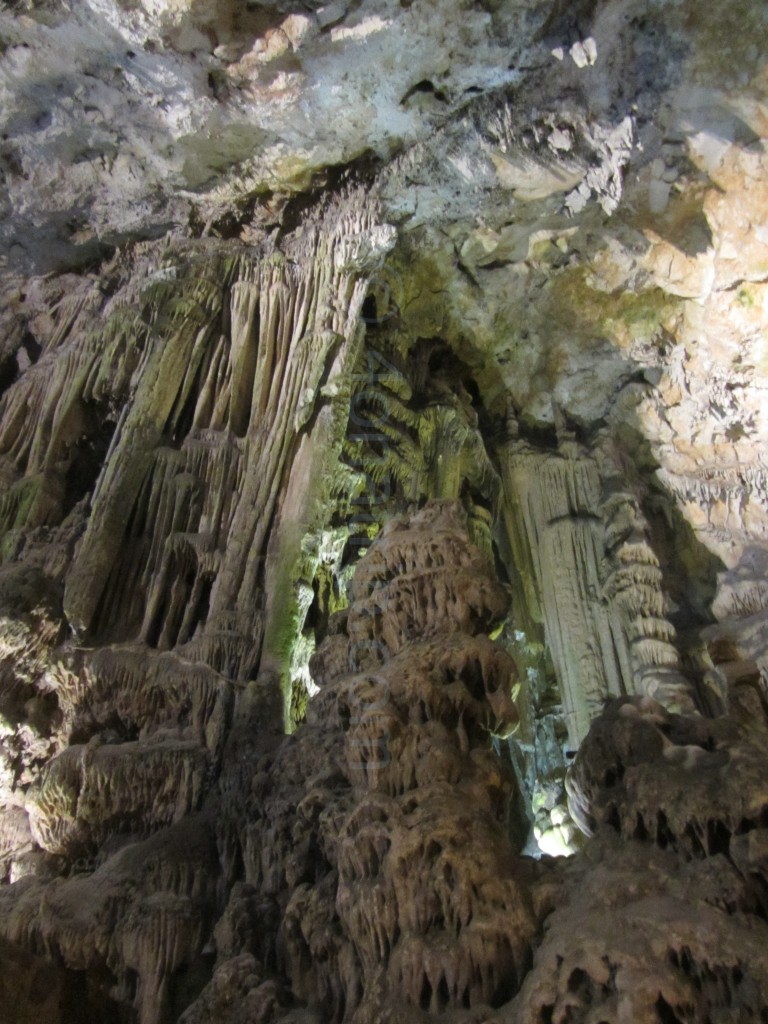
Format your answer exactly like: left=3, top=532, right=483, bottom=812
left=1, top=0, right=768, bottom=1021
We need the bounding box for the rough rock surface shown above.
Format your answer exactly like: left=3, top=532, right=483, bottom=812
left=1, top=0, right=768, bottom=1020
left=227, top=502, right=539, bottom=1024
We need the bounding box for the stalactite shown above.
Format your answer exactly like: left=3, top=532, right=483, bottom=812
left=600, top=487, right=696, bottom=713
left=500, top=439, right=624, bottom=748
left=40, top=199, right=391, bottom=687
left=500, top=434, right=696, bottom=749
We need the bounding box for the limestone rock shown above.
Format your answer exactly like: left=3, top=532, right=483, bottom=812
left=499, top=833, right=768, bottom=1024
left=566, top=694, right=768, bottom=857
left=0, top=0, right=768, bottom=1021
left=222, top=502, right=538, bottom=1024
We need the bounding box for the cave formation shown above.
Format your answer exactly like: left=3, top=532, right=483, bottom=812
left=1, top=0, right=768, bottom=1022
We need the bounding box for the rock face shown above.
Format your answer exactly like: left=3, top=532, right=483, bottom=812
left=228, top=502, right=538, bottom=1024
left=528, top=693, right=768, bottom=1024
left=1, top=0, right=768, bottom=1021
left=2, top=497, right=768, bottom=1024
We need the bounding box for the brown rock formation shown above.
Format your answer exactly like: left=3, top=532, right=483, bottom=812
left=509, top=692, right=768, bottom=1024
left=220, top=501, right=539, bottom=1024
